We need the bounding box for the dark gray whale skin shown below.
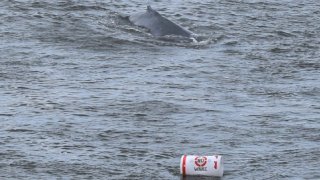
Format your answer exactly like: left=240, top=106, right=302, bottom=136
left=129, top=6, right=192, bottom=37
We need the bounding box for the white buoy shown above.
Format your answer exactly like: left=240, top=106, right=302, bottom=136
left=180, top=155, right=224, bottom=177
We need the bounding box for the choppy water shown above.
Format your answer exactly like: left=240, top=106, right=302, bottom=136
left=1, top=0, right=319, bottom=179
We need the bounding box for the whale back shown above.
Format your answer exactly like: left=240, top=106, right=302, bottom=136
left=129, top=6, right=192, bottom=37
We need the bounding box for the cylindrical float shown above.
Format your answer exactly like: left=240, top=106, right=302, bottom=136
left=180, top=155, right=224, bottom=177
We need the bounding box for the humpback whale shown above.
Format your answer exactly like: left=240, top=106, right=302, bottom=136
left=129, top=6, right=193, bottom=38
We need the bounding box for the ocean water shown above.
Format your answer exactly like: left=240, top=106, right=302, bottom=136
left=0, top=0, right=319, bottom=179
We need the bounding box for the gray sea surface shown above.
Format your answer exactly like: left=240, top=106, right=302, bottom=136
left=1, top=0, right=319, bottom=179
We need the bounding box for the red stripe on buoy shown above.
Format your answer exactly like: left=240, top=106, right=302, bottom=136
left=182, top=155, right=187, bottom=176
left=214, top=156, right=218, bottom=169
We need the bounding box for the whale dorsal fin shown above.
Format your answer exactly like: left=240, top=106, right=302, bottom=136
left=146, top=5, right=160, bottom=16
left=129, top=5, right=192, bottom=37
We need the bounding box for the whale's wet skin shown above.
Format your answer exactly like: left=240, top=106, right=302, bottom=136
left=129, top=6, right=193, bottom=38
left=1, top=0, right=320, bottom=179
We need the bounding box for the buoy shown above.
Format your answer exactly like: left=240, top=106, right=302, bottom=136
left=180, top=155, right=224, bottom=177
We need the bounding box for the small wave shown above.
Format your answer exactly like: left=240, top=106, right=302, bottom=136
left=6, top=129, right=35, bottom=133
left=64, top=5, right=107, bottom=11
left=275, top=30, right=296, bottom=37
left=270, top=47, right=292, bottom=53
left=0, top=114, right=14, bottom=117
